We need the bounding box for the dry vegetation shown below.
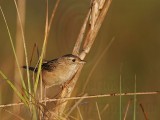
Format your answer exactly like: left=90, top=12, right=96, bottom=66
left=0, top=0, right=159, bottom=120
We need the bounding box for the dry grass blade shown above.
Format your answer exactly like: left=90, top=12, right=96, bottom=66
left=1, top=91, right=159, bottom=109
left=82, top=37, right=115, bottom=93
left=36, top=91, right=160, bottom=102
left=29, top=43, right=37, bottom=66
left=90, top=0, right=99, bottom=30
left=81, top=0, right=112, bottom=59
left=0, top=71, right=28, bottom=106
left=13, top=0, right=26, bottom=114
left=48, top=0, right=61, bottom=35
left=96, top=102, right=102, bottom=120
left=13, top=0, right=31, bottom=95
left=2, top=108, right=24, bottom=120
left=0, top=5, right=27, bottom=95
left=77, top=106, right=83, bottom=120
left=72, top=9, right=91, bottom=55
left=34, top=0, right=60, bottom=93
left=0, top=102, right=24, bottom=108
left=139, top=103, right=149, bottom=120
left=123, top=99, right=132, bottom=120
left=100, top=104, right=109, bottom=115
left=51, top=0, right=113, bottom=117
left=44, top=0, right=49, bottom=55
left=34, top=0, right=49, bottom=93
left=65, top=114, right=78, bottom=120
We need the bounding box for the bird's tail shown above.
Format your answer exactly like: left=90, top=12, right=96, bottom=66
left=22, top=66, right=38, bottom=72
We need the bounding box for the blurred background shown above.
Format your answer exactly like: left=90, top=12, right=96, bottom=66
left=0, top=0, right=160, bottom=119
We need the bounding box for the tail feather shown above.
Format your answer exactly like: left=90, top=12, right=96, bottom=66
left=22, top=66, right=38, bottom=72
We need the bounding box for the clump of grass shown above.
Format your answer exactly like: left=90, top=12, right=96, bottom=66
left=0, top=0, right=60, bottom=119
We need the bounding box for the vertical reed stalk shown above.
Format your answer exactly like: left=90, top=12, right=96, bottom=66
left=13, top=0, right=26, bottom=113
left=52, top=0, right=112, bottom=118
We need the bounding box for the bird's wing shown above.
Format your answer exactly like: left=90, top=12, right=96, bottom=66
left=42, top=59, right=57, bottom=72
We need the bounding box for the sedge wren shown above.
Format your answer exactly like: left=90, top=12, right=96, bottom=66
left=23, top=54, right=85, bottom=88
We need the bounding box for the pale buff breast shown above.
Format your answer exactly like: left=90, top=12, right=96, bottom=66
left=42, top=64, right=79, bottom=88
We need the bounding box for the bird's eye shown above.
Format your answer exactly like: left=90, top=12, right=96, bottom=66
left=72, top=59, right=76, bottom=62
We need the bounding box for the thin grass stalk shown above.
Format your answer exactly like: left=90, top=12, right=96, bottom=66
left=13, top=0, right=31, bottom=97
left=139, top=103, right=149, bottom=120
left=33, top=2, right=52, bottom=117
left=0, top=91, right=159, bottom=108
left=77, top=106, right=83, bottom=120
left=34, top=0, right=60, bottom=93
left=13, top=1, right=40, bottom=118
left=52, top=0, right=113, bottom=117
left=80, top=0, right=112, bottom=59
left=96, top=102, right=102, bottom=120
left=65, top=114, right=78, bottom=120
left=0, top=71, right=28, bottom=106
left=0, top=89, right=1, bottom=117
left=133, top=74, right=137, bottom=120
left=29, top=44, right=37, bottom=66
left=100, top=104, right=109, bottom=115
left=34, top=0, right=49, bottom=93
left=72, top=9, right=91, bottom=55
left=2, top=108, right=24, bottom=120
left=13, top=0, right=26, bottom=114
left=123, top=99, right=132, bottom=120
left=39, top=74, right=43, bottom=120
left=32, top=105, right=38, bottom=120
left=82, top=37, right=115, bottom=93
left=0, top=6, right=27, bottom=93
left=48, top=0, right=61, bottom=35
left=42, top=91, right=159, bottom=102
left=120, top=74, right=122, bottom=120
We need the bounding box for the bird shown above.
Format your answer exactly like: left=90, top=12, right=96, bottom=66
left=23, top=54, right=85, bottom=88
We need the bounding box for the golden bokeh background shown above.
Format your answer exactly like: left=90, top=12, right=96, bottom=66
left=0, top=0, right=160, bottom=119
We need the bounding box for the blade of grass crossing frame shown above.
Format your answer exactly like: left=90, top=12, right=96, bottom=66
left=13, top=0, right=31, bottom=98
left=34, top=0, right=49, bottom=93
left=0, top=6, right=27, bottom=96
left=0, top=71, right=28, bottom=106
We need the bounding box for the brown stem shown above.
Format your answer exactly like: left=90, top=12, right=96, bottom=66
left=52, top=0, right=112, bottom=118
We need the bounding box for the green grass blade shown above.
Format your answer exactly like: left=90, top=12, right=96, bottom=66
left=34, top=56, right=43, bottom=93
left=0, top=6, right=28, bottom=96
left=0, top=71, right=28, bottom=106
left=34, top=1, right=49, bottom=93
left=13, top=0, right=31, bottom=98
left=133, top=74, right=137, bottom=120
left=119, top=74, right=122, bottom=120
